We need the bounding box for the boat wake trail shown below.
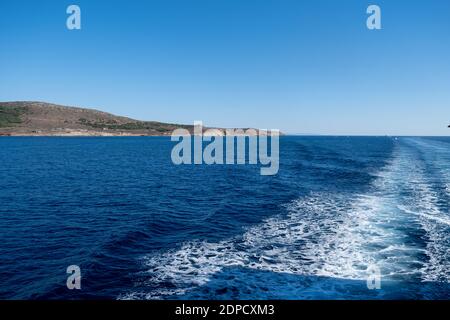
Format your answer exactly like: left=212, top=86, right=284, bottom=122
left=120, top=138, right=450, bottom=299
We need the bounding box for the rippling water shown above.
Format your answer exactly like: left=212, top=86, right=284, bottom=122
left=0, top=136, right=449, bottom=299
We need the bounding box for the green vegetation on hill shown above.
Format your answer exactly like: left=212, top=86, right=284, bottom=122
left=0, top=105, right=25, bottom=128
left=0, top=101, right=197, bottom=135
left=78, top=118, right=191, bottom=132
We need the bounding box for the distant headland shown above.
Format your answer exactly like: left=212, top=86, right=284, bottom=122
left=0, top=101, right=198, bottom=136
left=0, top=101, right=264, bottom=137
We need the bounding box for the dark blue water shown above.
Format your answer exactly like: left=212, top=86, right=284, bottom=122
left=0, top=136, right=449, bottom=299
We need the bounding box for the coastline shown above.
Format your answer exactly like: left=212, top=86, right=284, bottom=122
left=0, top=131, right=172, bottom=137
left=0, top=128, right=277, bottom=137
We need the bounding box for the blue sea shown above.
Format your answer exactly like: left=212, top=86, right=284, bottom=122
left=0, top=136, right=449, bottom=300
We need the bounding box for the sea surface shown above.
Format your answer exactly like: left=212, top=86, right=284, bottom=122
left=0, top=136, right=449, bottom=299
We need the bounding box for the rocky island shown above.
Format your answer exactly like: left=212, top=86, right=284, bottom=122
left=0, top=101, right=279, bottom=137
left=0, top=101, right=197, bottom=136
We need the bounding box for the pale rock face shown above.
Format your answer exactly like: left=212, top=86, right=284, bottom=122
left=203, top=129, right=224, bottom=137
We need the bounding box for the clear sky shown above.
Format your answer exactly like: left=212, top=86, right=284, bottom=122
left=1, top=0, right=449, bottom=135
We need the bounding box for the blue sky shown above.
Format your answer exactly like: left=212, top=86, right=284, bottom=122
left=0, top=0, right=449, bottom=135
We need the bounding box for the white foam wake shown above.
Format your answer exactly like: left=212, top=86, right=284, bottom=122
left=121, top=193, right=424, bottom=299
left=395, top=138, right=450, bottom=282
left=121, top=138, right=450, bottom=299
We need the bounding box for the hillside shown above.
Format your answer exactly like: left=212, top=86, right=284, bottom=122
left=0, top=102, right=194, bottom=136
